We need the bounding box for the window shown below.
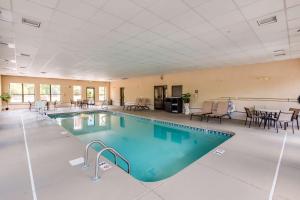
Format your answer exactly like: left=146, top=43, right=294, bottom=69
left=51, top=85, right=61, bottom=102
left=9, top=83, right=35, bottom=103
left=9, top=83, right=23, bottom=103
left=73, top=86, right=81, bottom=101
left=99, top=86, right=107, bottom=101
left=40, top=84, right=51, bottom=101
left=23, top=84, right=35, bottom=102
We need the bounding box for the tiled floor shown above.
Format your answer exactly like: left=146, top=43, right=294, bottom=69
left=0, top=107, right=299, bottom=200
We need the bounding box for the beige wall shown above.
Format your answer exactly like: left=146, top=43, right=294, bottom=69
left=111, top=59, right=300, bottom=116
left=1, top=75, right=110, bottom=109
left=0, top=75, right=2, bottom=108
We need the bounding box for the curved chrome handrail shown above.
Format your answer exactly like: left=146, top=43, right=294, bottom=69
left=83, top=140, right=107, bottom=168
left=93, top=147, right=130, bottom=181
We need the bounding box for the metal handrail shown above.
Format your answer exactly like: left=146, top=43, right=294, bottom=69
left=83, top=140, right=107, bottom=168
left=83, top=140, right=131, bottom=181
left=93, top=147, right=131, bottom=181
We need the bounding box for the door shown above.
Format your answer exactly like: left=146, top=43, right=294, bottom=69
left=172, top=85, right=182, bottom=97
left=154, top=85, right=167, bottom=110
left=120, top=87, right=125, bottom=106
left=86, top=87, right=95, bottom=103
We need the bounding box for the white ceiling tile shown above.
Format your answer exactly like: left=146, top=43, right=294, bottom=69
left=13, top=0, right=54, bottom=21
left=102, top=0, right=143, bottom=20
left=115, top=22, right=146, bottom=37
left=185, top=22, right=215, bottom=35
left=240, top=0, right=283, bottom=19
left=147, top=0, right=190, bottom=20
left=210, top=10, right=245, bottom=28
left=0, top=0, right=11, bottom=9
left=183, top=0, right=210, bottom=7
left=57, top=0, right=98, bottom=20
left=31, top=0, right=59, bottom=8
left=89, top=10, right=124, bottom=30
left=287, top=5, right=300, bottom=20
left=233, top=0, right=261, bottom=7
left=166, top=31, right=192, bottom=41
left=170, top=10, right=205, bottom=29
left=134, top=31, right=162, bottom=42
left=194, top=0, right=237, bottom=19
left=150, top=23, right=181, bottom=36
left=286, top=0, right=300, bottom=7
left=51, top=11, right=84, bottom=30
left=288, top=18, right=300, bottom=29
left=130, top=10, right=164, bottom=29
left=82, top=0, right=107, bottom=8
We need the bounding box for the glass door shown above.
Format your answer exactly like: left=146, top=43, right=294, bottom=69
left=86, top=87, right=95, bottom=104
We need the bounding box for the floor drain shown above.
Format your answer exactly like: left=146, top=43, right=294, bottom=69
left=214, top=149, right=225, bottom=156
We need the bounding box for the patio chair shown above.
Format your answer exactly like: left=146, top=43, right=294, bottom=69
left=190, top=101, right=213, bottom=120
left=136, top=98, right=150, bottom=111
left=207, top=101, right=230, bottom=124
left=125, top=98, right=142, bottom=111
left=275, top=111, right=295, bottom=134
left=244, top=107, right=261, bottom=128
left=289, top=108, right=300, bottom=130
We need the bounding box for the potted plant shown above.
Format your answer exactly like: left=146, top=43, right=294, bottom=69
left=182, top=93, right=191, bottom=115
left=0, top=93, right=11, bottom=110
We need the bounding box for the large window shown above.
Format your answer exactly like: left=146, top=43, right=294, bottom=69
left=51, top=85, right=61, bottom=102
left=73, top=86, right=81, bottom=101
left=23, top=84, right=35, bottom=102
left=40, top=84, right=51, bottom=101
left=9, top=83, right=35, bottom=103
left=40, top=84, right=60, bottom=102
left=99, top=86, right=107, bottom=101
left=9, top=83, right=23, bottom=103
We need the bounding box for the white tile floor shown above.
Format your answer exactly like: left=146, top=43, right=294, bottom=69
left=0, top=107, right=299, bottom=200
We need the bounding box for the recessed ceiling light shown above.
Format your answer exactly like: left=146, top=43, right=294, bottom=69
left=10, top=59, right=16, bottom=63
left=8, top=43, right=15, bottom=48
left=22, top=17, right=41, bottom=28
left=257, top=16, right=277, bottom=26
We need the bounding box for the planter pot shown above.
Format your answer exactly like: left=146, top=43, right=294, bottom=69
left=184, top=103, right=190, bottom=115
left=5, top=107, right=9, bottom=110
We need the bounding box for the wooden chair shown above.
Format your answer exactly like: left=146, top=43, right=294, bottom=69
left=244, top=107, right=260, bottom=128
left=289, top=108, right=300, bottom=130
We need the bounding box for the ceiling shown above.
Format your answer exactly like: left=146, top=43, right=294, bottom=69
left=0, top=0, right=300, bottom=81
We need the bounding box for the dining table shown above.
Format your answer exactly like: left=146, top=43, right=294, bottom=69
left=255, top=108, right=280, bottom=129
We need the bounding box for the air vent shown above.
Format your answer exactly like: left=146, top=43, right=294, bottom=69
left=0, top=58, right=9, bottom=62
left=121, top=77, right=128, bottom=80
left=257, top=16, right=277, bottom=26
left=20, top=66, right=26, bottom=69
left=0, top=41, right=8, bottom=46
left=22, top=17, right=41, bottom=28
left=40, top=71, right=47, bottom=74
left=274, top=53, right=286, bottom=57
left=20, top=53, right=30, bottom=57
left=297, top=29, right=300, bottom=33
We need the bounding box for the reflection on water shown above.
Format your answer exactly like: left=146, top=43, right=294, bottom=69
left=99, top=113, right=107, bottom=127
left=88, top=115, right=95, bottom=126
left=73, top=116, right=82, bottom=130
left=154, top=124, right=190, bottom=144
left=120, top=117, right=125, bottom=128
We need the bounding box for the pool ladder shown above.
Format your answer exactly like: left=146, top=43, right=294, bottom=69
left=83, top=140, right=130, bottom=181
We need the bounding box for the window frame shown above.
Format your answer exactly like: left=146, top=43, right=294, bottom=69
left=9, top=83, right=35, bottom=103
left=40, top=84, right=61, bottom=102
left=99, top=86, right=107, bottom=101
left=73, top=85, right=82, bottom=101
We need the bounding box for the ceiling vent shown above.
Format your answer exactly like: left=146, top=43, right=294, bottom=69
left=0, top=41, right=8, bottom=46
left=20, top=53, right=30, bottom=57
left=274, top=53, right=286, bottom=57
left=0, top=58, right=9, bottom=62
left=121, top=77, right=128, bottom=80
left=273, top=49, right=286, bottom=57
left=257, top=16, right=277, bottom=26
left=22, top=17, right=41, bottom=28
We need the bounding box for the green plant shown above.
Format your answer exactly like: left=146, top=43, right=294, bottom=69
left=0, top=93, right=11, bottom=110
left=182, top=93, right=191, bottom=104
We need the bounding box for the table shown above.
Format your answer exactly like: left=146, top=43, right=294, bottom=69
left=255, top=108, right=280, bottom=129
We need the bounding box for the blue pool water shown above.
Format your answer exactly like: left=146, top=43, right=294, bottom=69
left=49, top=111, right=232, bottom=182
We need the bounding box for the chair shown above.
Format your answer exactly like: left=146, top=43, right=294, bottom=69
left=244, top=107, right=260, bottom=128
left=289, top=108, right=300, bottom=130
left=275, top=111, right=295, bottom=134
left=207, top=101, right=229, bottom=124
left=136, top=98, right=150, bottom=111
left=190, top=101, right=213, bottom=120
